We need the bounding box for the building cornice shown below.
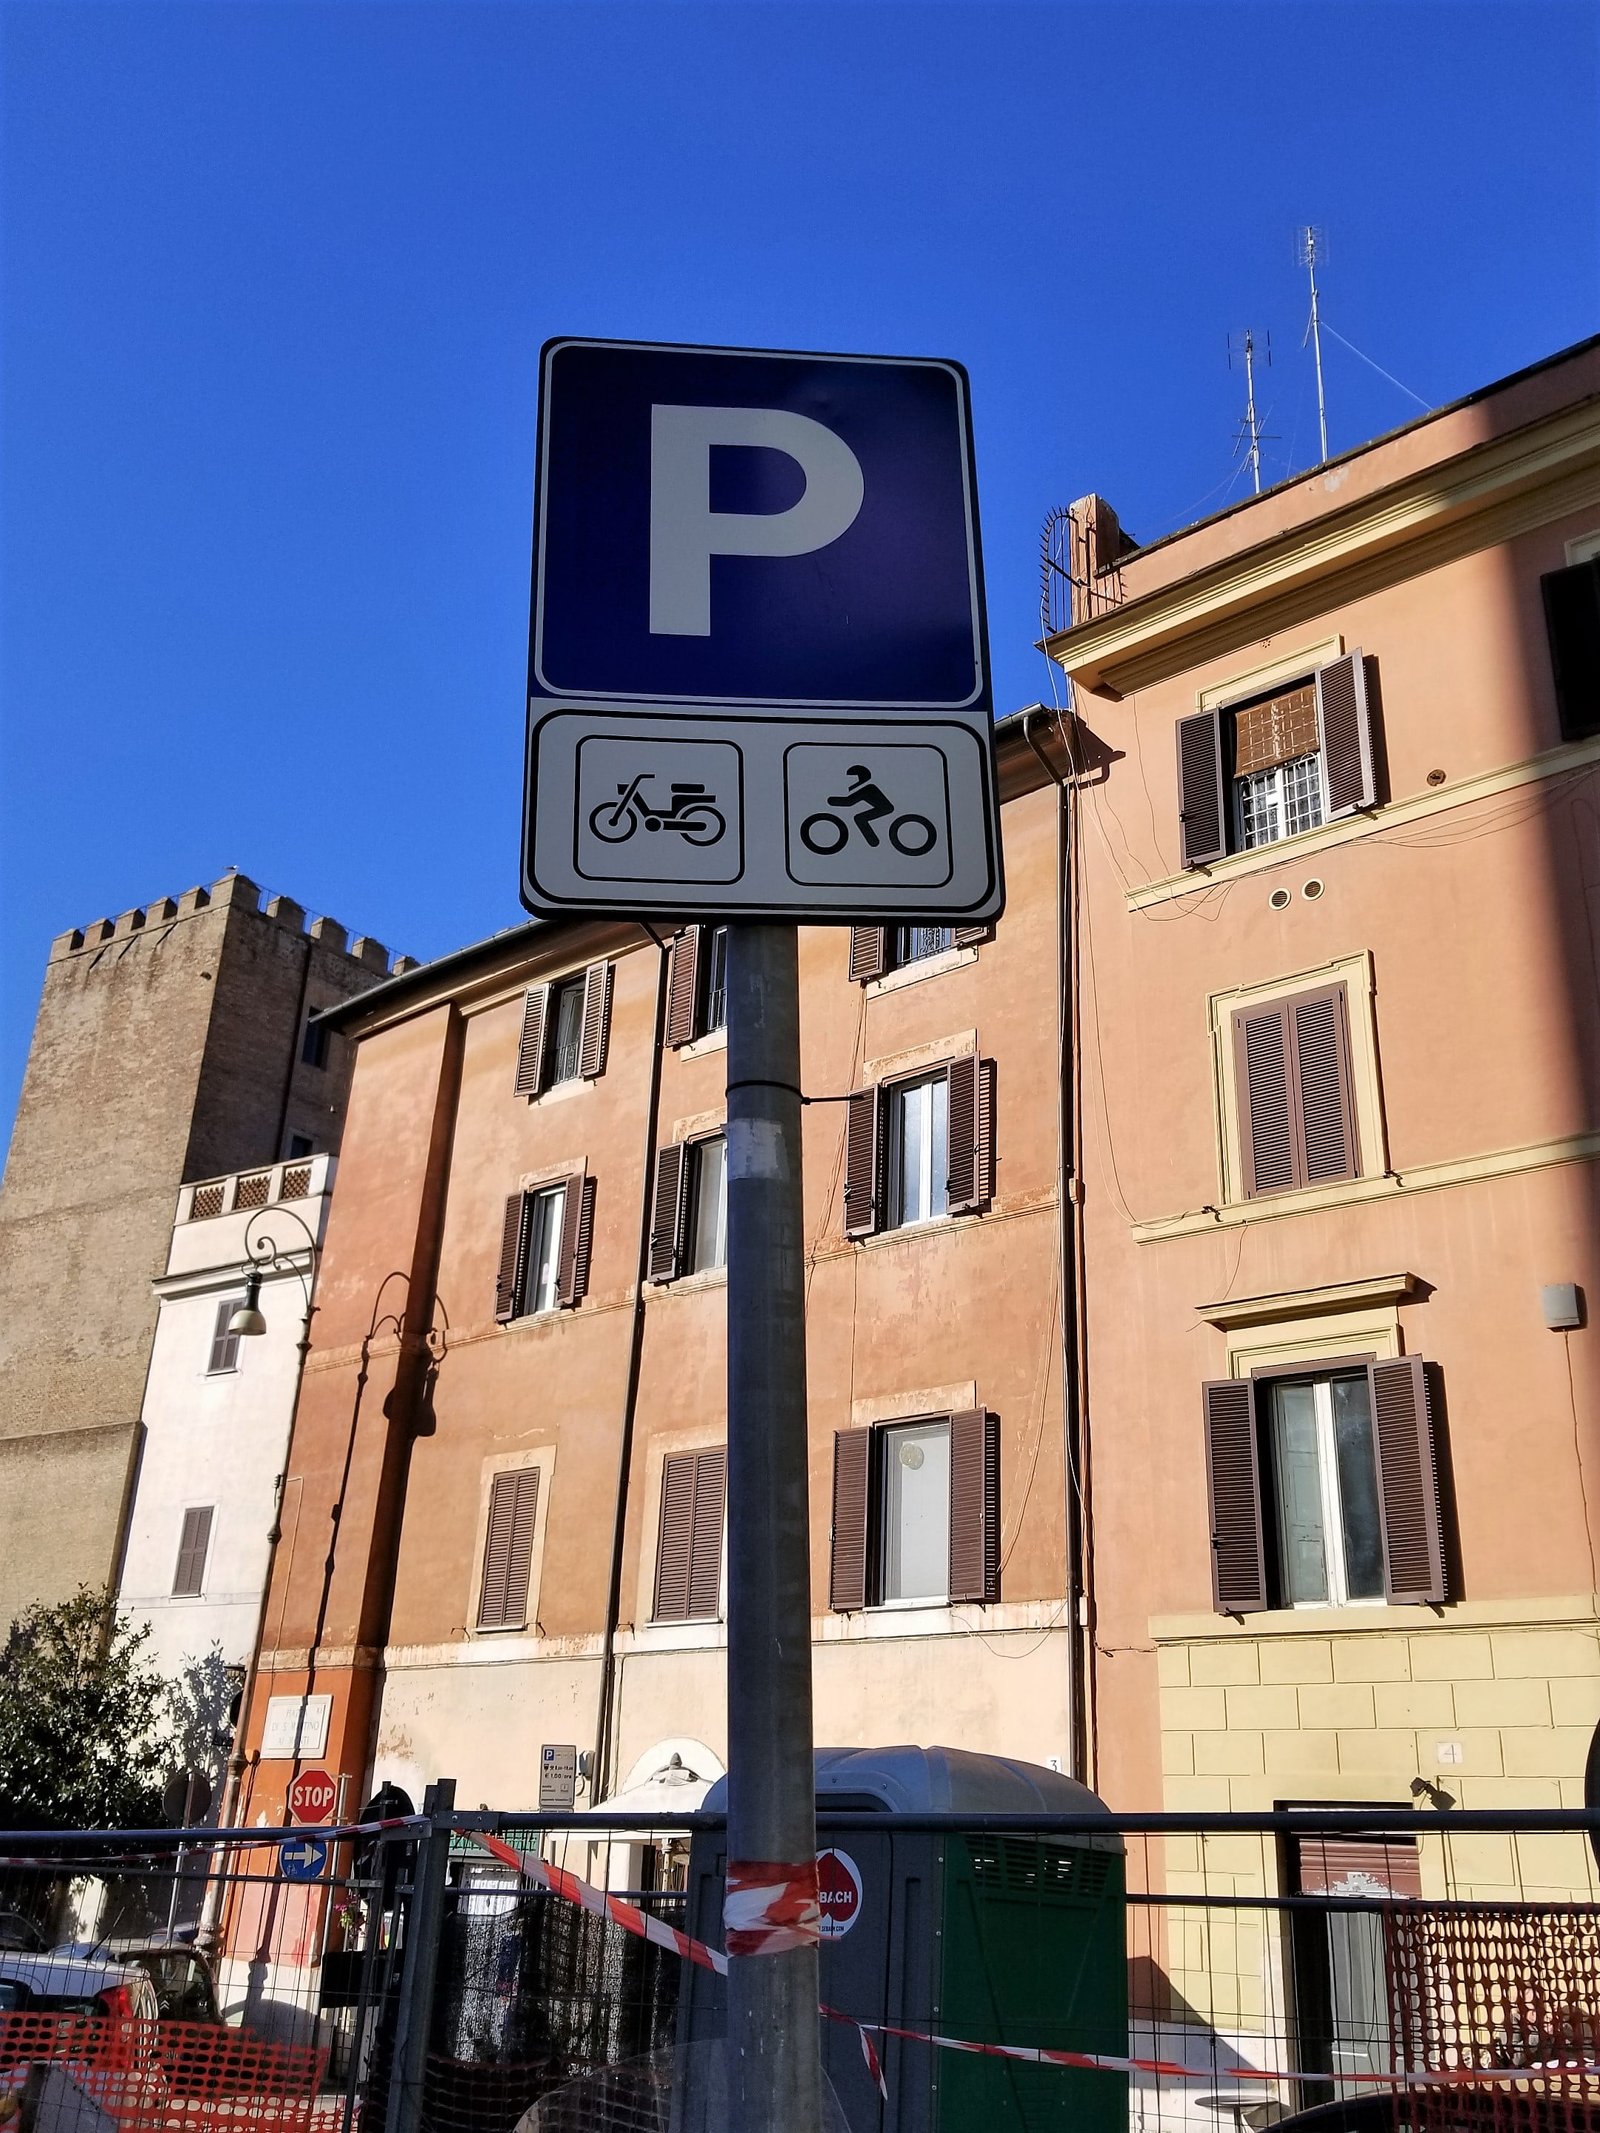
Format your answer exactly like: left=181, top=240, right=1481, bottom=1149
left=1196, top=1273, right=1421, bottom=1329
left=1047, top=396, right=1600, bottom=698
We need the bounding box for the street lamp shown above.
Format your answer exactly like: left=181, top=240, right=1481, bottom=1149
left=228, top=1270, right=267, bottom=1339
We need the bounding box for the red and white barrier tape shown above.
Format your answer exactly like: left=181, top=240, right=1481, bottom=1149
left=724, top=1859, right=822, bottom=1957
left=471, top=1834, right=1600, bottom=2098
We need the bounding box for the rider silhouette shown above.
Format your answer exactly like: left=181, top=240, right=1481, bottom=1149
left=827, top=764, right=894, bottom=847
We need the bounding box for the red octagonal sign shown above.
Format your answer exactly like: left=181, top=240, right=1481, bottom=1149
left=287, top=1768, right=338, bottom=1825
left=815, top=1848, right=862, bottom=1940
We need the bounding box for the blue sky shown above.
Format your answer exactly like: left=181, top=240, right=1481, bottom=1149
left=2, top=1, right=1596, bottom=1141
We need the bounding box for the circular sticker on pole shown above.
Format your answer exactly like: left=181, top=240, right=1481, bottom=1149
left=815, top=1848, right=863, bottom=1939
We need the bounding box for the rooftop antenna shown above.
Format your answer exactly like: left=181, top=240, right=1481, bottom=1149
left=1227, top=329, right=1275, bottom=494
left=1297, top=224, right=1330, bottom=461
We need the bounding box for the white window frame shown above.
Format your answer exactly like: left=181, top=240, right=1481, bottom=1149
left=892, top=924, right=955, bottom=970
left=685, top=1136, right=727, bottom=1274
left=547, top=978, right=586, bottom=1087
left=1266, top=1373, right=1384, bottom=1610
left=701, top=927, right=729, bottom=1035
left=207, top=1298, right=244, bottom=1376
left=1233, top=748, right=1328, bottom=851
left=886, top=1072, right=949, bottom=1231
left=522, top=1184, right=566, bottom=1316
left=876, top=1416, right=952, bottom=1606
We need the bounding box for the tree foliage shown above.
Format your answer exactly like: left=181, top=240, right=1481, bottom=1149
left=0, top=1589, right=181, bottom=1829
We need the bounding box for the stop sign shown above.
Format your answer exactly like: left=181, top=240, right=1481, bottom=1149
left=815, top=1848, right=862, bottom=1939
left=287, top=1768, right=338, bottom=1825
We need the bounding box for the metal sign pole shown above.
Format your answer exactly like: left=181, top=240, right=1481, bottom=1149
left=724, top=920, right=823, bottom=2133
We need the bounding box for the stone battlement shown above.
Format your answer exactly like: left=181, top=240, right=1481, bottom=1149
left=49, top=870, right=417, bottom=975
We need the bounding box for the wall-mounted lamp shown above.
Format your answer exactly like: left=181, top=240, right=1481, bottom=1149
left=229, top=1269, right=268, bottom=1338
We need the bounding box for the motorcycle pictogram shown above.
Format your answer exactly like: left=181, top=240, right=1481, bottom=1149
left=589, top=774, right=728, bottom=847
left=798, top=764, right=937, bottom=858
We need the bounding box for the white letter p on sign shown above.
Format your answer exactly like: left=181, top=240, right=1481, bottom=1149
left=649, top=405, right=865, bottom=637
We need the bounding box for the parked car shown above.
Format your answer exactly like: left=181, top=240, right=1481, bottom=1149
left=52, top=1941, right=219, bottom=2027
left=0, top=1953, right=159, bottom=2024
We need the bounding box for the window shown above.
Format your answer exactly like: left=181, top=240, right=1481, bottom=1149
left=830, top=1410, right=998, bottom=1610
left=300, top=1019, right=330, bottom=1070
left=1176, top=651, right=1376, bottom=870
left=1233, top=983, right=1359, bottom=1197
left=1267, top=1373, right=1385, bottom=1605
left=287, top=1135, right=314, bottom=1161
left=172, top=1507, right=214, bottom=1597
left=652, top=1448, right=726, bottom=1622
left=848, top=924, right=989, bottom=984
left=548, top=979, right=586, bottom=1086
left=1202, top=1357, right=1448, bottom=1614
left=685, top=1136, right=727, bottom=1273
left=701, top=926, right=728, bottom=1033
left=892, top=925, right=954, bottom=968
left=844, top=1055, right=995, bottom=1238
left=477, top=1468, right=540, bottom=1629
left=494, top=1176, right=593, bottom=1320
left=512, top=965, right=615, bottom=1096
left=888, top=1074, right=949, bottom=1227
left=666, top=928, right=728, bottom=1046
left=207, top=1299, right=243, bottom=1375
left=1540, top=558, right=1600, bottom=741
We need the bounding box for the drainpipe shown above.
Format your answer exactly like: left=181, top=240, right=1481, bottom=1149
left=1020, top=708, right=1091, bottom=1786
left=592, top=932, right=672, bottom=1800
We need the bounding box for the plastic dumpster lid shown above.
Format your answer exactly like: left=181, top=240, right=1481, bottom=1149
left=703, top=1746, right=1123, bottom=1851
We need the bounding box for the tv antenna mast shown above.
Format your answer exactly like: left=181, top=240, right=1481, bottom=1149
left=1297, top=225, right=1330, bottom=462
left=1228, top=329, right=1274, bottom=494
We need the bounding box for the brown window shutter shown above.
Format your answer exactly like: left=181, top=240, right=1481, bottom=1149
left=495, top=1191, right=531, bottom=1322
left=653, top=1454, right=696, bottom=1621
left=172, top=1506, right=213, bottom=1597
left=953, top=923, right=991, bottom=950
left=477, top=1468, right=540, bottom=1629
left=1541, top=560, right=1600, bottom=741
left=1368, top=1357, right=1448, bottom=1604
left=948, top=1409, right=1000, bottom=1603
left=1233, top=1004, right=1297, bottom=1197
left=830, top=1431, right=872, bottom=1611
left=1203, top=1379, right=1267, bottom=1613
left=1291, top=985, right=1359, bottom=1184
left=974, top=1059, right=996, bottom=1205
left=843, top=1087, right=881, bottom=1238
left=578, top=962, right=614, bottom=1078
left=648, top=1143, right=688, bottom=1282
left=687, top=1447, right=727, bottom=1619
left=947, top=1056, right=997, bottom=1215
left=555, top=1171, right=595, bottom=1307
left=1315, top=650, right=1377, bottom=815
left=1176, top=710, right=1226, bottom=868
left=666, top=929, right=701, bottom=1047
left=849, top=927, right=887, bottom=983
left=514, top=986, right=550, bottom=1097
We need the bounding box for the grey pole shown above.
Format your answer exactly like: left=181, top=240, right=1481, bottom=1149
left=385, top=1777, right=455, bottom=2133
left=724, top=923, right=823, bottom=2133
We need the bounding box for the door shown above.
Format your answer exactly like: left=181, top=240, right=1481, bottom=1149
left=1290, top=1832, right=1419, bottom=2104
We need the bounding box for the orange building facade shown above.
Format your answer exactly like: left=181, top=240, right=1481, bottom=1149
left=240, top=338, right=1600, bottom=1922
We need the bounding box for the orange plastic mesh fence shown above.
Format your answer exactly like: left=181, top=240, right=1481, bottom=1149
left=0, top=2015, right=328, bottom=2133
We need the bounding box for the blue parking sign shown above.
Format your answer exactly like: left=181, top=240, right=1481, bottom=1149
left=531, top=340, right=988, bottom=713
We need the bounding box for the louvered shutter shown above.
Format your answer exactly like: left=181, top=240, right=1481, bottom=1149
left=514, top=987, right=550, bottom=1097
left=954, top=924, right=991, bottom=949
left=974, top=1058, right=996, bottom=1206
left=1176, top=711, right=1227, bottom=868
left=1315, top=650, right=1377, bottom=815
left=687, top=1448, right=727, bottom=1619
left=849, top=928, right=888, bottom=983
left=945, top=1057, right=995, bottom=1213
left=843, top=1088, right=881, bottom=1238
left=578, top=962, right=614, bottom=1079
left=477, top=1468, right=540, bottom=1629
left=1541, top=560, right=1600, bottom=741
left=555, top=1172, right=595, bottom=1308
left=1233, top=1004, right=1297, bottom=1197
left=1203, top=1380, right=1268, bottom=1613
left=1369, top=1357, right=1448, bottom=1605
left=649, top=1144, right=688, bottom=1282
left=948, top=1409, right=1000, bottom=1604
left=653, top=1455, right=696, bottom=1621
left=1291, top=986, right=1358, bottom=1184
left=495, top=1192, right=531, bottom=1321
left=666, top=930, right=701, bottom=1047
left=830, top=1431, right=872, bottom=1611
left=172, top=1507, right=213, bottom=1597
